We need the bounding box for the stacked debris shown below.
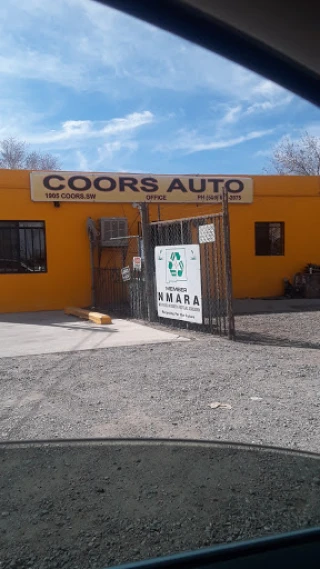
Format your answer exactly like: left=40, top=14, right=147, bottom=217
left=284, top=264, right=320, bottom=298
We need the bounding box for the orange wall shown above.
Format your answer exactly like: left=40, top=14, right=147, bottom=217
left=0, top=171, right=141, bottom=312
left=153, top=177, right=320, bottom=298
left=0, top=170, right=319, bottom=312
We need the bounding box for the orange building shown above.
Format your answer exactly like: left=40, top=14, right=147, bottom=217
left=0, top=169, right=319, bottom=313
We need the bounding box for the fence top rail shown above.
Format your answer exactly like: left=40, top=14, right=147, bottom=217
left=150, top=213, right=223, bottom=226
left=109, top=235, right=140, bottom=241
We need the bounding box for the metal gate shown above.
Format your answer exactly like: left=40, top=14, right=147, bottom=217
left=148, top=210, right=234, bottom=338
left=94, top=267, right=147, bottom=319
left=94, top=267, right=130, bottom=316
left=94, top=234, right=147, bottom=319
left=94, top=194, right=235, bottom=338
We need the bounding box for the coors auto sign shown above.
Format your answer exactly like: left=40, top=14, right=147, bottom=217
left=30, top=172, right=253, bottom=204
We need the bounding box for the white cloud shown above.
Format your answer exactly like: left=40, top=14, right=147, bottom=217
left=252, top=80, right=284, bottom=98
left=72, top=140, right=138, bottom=172
left=194, top=130, right=274, bottom=152
left=254, top=124, right=320, bottom=163
left=0, top=91, right=54, bottom=137
left=304, top=122, right=320, bottom=137
left=246, top=101, right=275, bottom=114
left=0, top=0, right=294, bottom=101
left=102, top=112, right=154, bottom=135
left=254, top=148, right=272, bottom=157
left=211, top=86, right=293, bottom=134
left=159, top=129, right=274, bottom=154
left=0, top=103, right=154, bottom=170
left=245, top=95, right=293, bottom=116
left=0, top=51, right=85, bottom=90
left=97, top=140, right=138, bottom=161
left=75, top=150, right=89, bottom=171
left=214, top=91, right=293, bottom=130
left=219, top=105, right=242, bottom=125
left=0, top=0, right=310, bottom=174
left=22, top=111, right=154, bottom=145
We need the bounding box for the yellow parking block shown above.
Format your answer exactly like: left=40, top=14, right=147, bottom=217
left=65, top=307, right=112, bottom=325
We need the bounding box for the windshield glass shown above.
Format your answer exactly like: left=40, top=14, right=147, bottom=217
left=0, top=1, right=319, bottom=568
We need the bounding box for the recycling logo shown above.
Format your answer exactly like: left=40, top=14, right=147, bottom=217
left=168, top=251, right=184, bottom=278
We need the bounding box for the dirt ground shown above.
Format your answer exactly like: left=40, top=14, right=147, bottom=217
left=1, top=441, right=320, bottom=569
left=1, top=311, right=320, bottom=450
left=235, top=310, right=320, bottom=350
left=0, top=310, right=320, bottom=568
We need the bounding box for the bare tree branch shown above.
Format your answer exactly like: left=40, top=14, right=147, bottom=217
left=0, top=137, right=61, bottom=170
left=24, top=151, right=41, bottom=170
left=265, top=132, right=320, bottom=175
left=24, top=151, right=61, bottom=170
left=0, top=138, right=26, bottom=169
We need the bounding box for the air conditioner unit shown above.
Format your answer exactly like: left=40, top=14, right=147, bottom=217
left=100, top=218, right=128, bottom=247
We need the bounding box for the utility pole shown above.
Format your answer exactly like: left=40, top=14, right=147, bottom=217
left=222, top=188, right=235, bottom=340
left=139, top=203, right=157, bottom=322
left=86, top=217, right=97, bottom=309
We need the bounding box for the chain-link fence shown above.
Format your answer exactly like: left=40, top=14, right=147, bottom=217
left=147, top=211, right=234, bottom=337
left=94, top=197, right=234, bottom=338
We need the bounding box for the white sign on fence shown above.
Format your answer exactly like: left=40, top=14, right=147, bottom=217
left=155, top=245, right=202, bottom=324
left=121, top=266, right=131, bottom=281
left=132, top=256, right=142, bottom=271
left=199, top=223, right=216, bottom=243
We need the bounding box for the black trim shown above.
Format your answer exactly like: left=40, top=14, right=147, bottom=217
left=1, top=436, right=320, bottom=460
left=0, top=220, right=47, bottom=274
left=106, top=527, right=320, bottom=568
left=94, top=0, right=319, bottom=107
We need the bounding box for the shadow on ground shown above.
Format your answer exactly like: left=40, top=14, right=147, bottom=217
left=236, top=330, right=320, bottom=350
left=0, top=312, right=119, bottom=334
left=1, top=440, right=320, bottom=569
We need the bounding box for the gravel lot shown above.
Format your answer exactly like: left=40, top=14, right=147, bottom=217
left=2, top=441, right=320, bottom=569
left=1, top=311, right=320, bottom=568
left=236, top=310, right=320, bottom=351
left=1, top=311, right=320, bottom=450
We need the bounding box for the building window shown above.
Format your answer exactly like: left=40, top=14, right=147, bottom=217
left=255, top=222, right=284, bottom=256
left=0, top=221, right=47, bottom=273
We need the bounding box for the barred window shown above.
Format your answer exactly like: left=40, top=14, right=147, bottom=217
left=255, top=222, right=284, bottom=256
left=0, top=221, right=47, bottom=273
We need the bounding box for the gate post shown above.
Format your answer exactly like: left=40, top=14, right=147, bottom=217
left=222, top=188, right=236, bottom=340
left=139, top=203, right=157, bottom=322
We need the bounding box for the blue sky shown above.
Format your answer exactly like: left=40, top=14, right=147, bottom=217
left=0, top=0, right=319, bottom=174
